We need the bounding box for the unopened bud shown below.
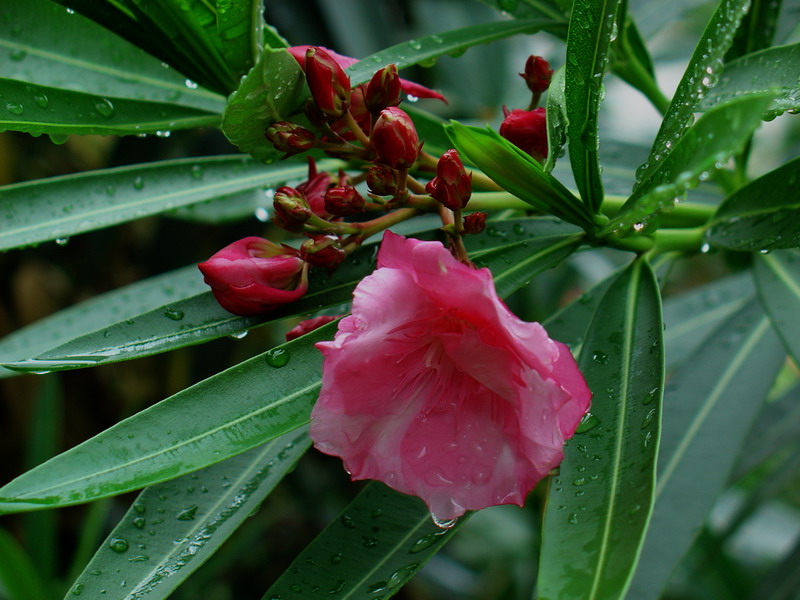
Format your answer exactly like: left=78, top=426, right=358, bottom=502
left=425, top=149, right=472, bottom=211
left=366, top=164, right=400, bottom=197
left=273, top=186, right=312, bottom=232
left=265, top=121, right=315, bottom=156
left=300, top=234, right=347, bottom=272
left=324, top=186, right=365, bottom=217
left=463, top=212, right=487, bottom=234
left=499, top=107, right=548, bottom=163
left=305, top=46, right=352, bottom=119
left=371, top=107, right=421, bottom=169
left=365, top=64, right=402, bottom=113
left=520, top=55, right=553, bottom=95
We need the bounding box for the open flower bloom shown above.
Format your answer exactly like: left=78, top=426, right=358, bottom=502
left=311, top=232, right=591, bottom=520
left=287, top=45, right=447, bottom=103
left=198, top=237, right=308, bottom=316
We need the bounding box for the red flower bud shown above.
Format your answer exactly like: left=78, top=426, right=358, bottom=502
left=301, top=234, right=347, bottom=272
left=265, top=121, right=315, bottom=156
left=463, top=212, right=487, bottom=234
left=371, top=107, right=420, bottom=169
left=324, top=185, right=365, bottom=217
left=285, top=315, right=340, bottom=341
left=520, top=55, right=553, bottom=95
left=425, top=149, right=472, bottom=211
left=499, top=107, right=548, bottom=163
left=365, top=64, right=402, bottom=113
left=198, top=237, right=308, bottom=316
left=273, top=186, right=313, bottom=232
left=305, top=46, right=352, bottom=119
left=366, top=164, right=401, bottom=197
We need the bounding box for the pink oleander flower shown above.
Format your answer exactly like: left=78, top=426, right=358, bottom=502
left=499, top=107, right=548, bottom=163
left=310, top=232, right=591, bottom=520
left=286, top=315, right=340, bottom=341
left=288, top=46, right=447, bottom=104
left=198, top=237, right=308, bottom=317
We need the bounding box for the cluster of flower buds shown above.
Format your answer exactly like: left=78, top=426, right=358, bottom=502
left=499, top=54, right=552, bottom=163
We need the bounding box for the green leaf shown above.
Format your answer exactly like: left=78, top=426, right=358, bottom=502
left=0, top=0, right=225, bottom=113
left=607, top=93, right=775, bottom=234
left=262, top=482, right=465, bottom=600
left=217, top=0, right=263, bottom=80
left=0, top=155, right=333, bottom=252
left=702, top=43, right=800, bottom=118
left=345, top=18, right=561, bottom=86
left=221, top=46, right=307, bottom=163
left=726, top=0, right=782, bottom=60
left=538, top=258, right=664, bottom=600
left=754, top=250, right=800, bottom=364
left=0, top=528, right=50, bottom=600
left=0, top=266, right=203, bottom=379
left=563, top=0, right=621, bottom=213
left=705, top=156, right=800, bottom=251
left=662, top=273, right=754, bottom=370
left=65, top=429, right=310, bottom=600
left=3, top=218, right=579, bottom=374
left=628, top=299, right=784, bottom=600
left=0, top=324, right=331, bottom=514
left=544, top=66, right=567, bottom=174
left=0, top=78, right=219, bottom=137
left=404, top=106, right=452, bottom=159
left=473, top=0, right=567, bottom=22
left=445, top=122, right=594, bottom=229
left=544, top=272, right=618, bottom=351
left=632, top=0, right=753, bottom=190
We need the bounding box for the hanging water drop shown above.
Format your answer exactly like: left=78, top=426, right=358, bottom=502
left=229, top=330, right=248, bottom=340
left=55, top=237, right=70, bottom=246
left=430, top=514, right=457, bottom=529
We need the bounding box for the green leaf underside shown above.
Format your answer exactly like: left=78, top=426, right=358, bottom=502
left=538, top=258, right=664, bottom=600
left=0, top=78, right=219, bottom=136
left=631, top=0, right=753, bottom=190
left=0, top=155, right=333, bottom=252
left=544, top=66, right=567, bottom=174
left=754, top=250, right=800, bottom=365
left=445, top=122, right=593, bottom=228
left=221, top=47, right=307, bottom=163
left=610, top=93, right=774, bottom=234
left=701, top=42, right=800, bottom=117
left=706, top=156, right=800, bottom=251
left=0, top=218, right=580, bottom=513
left=263, top=482, right=466, bottom=600
left=3, top=218, right=580, bottom=374
left=0, top=0, right=225, bottom=113
left=67, top=430, right=310, bottom=600
left=564, top=0, right=621, bottom=213
left=217, top=0, right=262, bottom=82
left=345, top=18, right=560, bottom=86
left=628, top=299, right=784, bottom=600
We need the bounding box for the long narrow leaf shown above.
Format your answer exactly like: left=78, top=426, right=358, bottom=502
left=538, top=258, right=664, bottom=599
left=217, top=0, right=263, bottom=79
left=628, top=299, right=785, bottom=599
left=262, top=482, right=465, bottom=600
left=754, top=250, right=800, bottom=364
left=65, top=429, right=310, bottom=600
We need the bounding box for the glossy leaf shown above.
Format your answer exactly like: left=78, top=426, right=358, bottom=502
left=563, top=0, right=621, bottom=212
left=0, top=0, right=225, bottom=113
left=544, top=272, right=618, bottom=351
left=221, top=47, right=307, bottom=163
left=702, top=43, right=800, bottom=118
left=217, top=0, right=263, bottom=80
left=538, top=258, right=664, bottom=600
left=632, top=0, right=753, bottom=190
left=3, top=218, right=580, bottom=373
left=0, top=78, right=218, bottom=137
left=0, top=324, right=332, bottom=515
left=0, top=155, right=335, bottom=252
left=544, top=66, right=567, bottom=174
left=608, top=93, right=774, bottom=234
left=346, top=18, right=561, bottom=86
left=705, top=156, right=800, bottom=251
left=726, top=0, right=782, bottom=60
left=474, top=0, right=567, bottom=22
left=628, top=299, right=785, bottom=600
left=754, top=250, right=800, bottom=364
left=0, top=266, right=203, bottom=380
left=263, top=482, right=465, bottom=600
left=445, top=122, right=594, bottom=229
left=0, top=220, right=578, bottom=512
left=66, top=429, right=310, bottom=600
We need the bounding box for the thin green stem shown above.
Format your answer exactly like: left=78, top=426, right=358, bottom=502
left=601, top=195, right=716, bottom=226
